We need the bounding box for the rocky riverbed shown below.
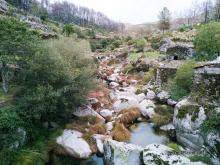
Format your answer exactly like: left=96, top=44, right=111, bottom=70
left=54, top=46, right=220, bottom=165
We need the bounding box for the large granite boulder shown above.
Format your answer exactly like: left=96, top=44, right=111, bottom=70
left=142, top=144, right=205, bottom=165
left=173, top=99, right=206, bottom=150
left=103, top=139, right=143, bottom=165
left=56, top=130, right=92, bottom=159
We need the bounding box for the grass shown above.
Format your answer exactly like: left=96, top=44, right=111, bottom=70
left=119, top=107, right=141, bottom=125
left=150, top=114, right=171, bottom=127
left=112, top=123, right=131, bottom=142
left=128, top=51, right=161, bottom=62
left=143, top=68, right=155, bottom=83
left=167, top=143, right=181, bottom=154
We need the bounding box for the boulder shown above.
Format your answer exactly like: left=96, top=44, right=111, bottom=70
left=100, top=109, right=113, bottom=119
left=106, top=122, right=114, bottom=131
left=173, top=99, right=206, bottom=150
left=56, top=130, right=92, bottom=159
left=138, top=99, right=155, bottom=118
left=110, top=82, right=120, bottom=89
left=142, top=144, right=204, bottom=165
left=157, top=91, right=170, bottom=103
left=103, top=139, right=143, bottom=165
left=92, top=134, right=111, bottom=155
left=146, top=90, right=156, bottom=100
left=73, top=105, right=105, bottom=123
left=167, top=98, right=177, bottom=106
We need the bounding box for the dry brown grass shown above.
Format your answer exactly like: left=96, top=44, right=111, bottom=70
left=150, top=113, right=171, bottom=127
left=112, top=122, right=131, bottom=142
left=119, top=107, right=141, bottom=125
left=89, top=123, right=106, bottom=135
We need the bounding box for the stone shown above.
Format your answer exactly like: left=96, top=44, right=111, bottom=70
left=87, top=98, right=101, bottom=110
left=173, top=99, right=206, bottom=150
left=160, top=123, right=175, bottom=131
left=100, top=109, right=113, bottom=119
left=146, top=90, right=156, bottom=100
left=92, top=134, right=111, bottom=155
left=106, top=122, right=114, bottom=131
left=157, top=91, right=170, bottom=103
left=142, top=144, right=204, bottom=165
left=0, top=0, right=7, bottom=14
left=110, top=82, right=120, bottom=89
left=138, top=99, right=155, bottom=118
left=130, top=79, right=138, bottom=85
left=73, top=105, right=105, bottom=123
left=103, top=139, right=143, bottom=165
left=56, top=130, right=92, bottom=159
left=167, top=99, right=177, bottom=106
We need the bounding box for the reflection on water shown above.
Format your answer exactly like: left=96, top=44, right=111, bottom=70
left=129, top=122, right=169, bottom=147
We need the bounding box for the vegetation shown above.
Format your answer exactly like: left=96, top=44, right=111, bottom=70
left=143, top=68, right=155, bottom=83
left=158, top=7, right=171, bottom=34
left=112, top=123, right=131, bottom=142
left=167, top=143, right=181, bottom=154
left=194, top=22, right=220, bottom=60
left=119, top=107, right=141, bottom=125
left=150, top=114, right=171, bottom=127
left=0, top=16, right=38, bottom=94
left=202, top=112, right=220, bottom=133
left=189, top=155, right=213, bottom=165
left=165, top=60, right=195, bottom=101
left=134, top=38, right=147, bottom=51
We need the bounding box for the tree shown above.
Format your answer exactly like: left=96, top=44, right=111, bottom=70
left=194, top=22, right=220, bottom=60
left=17, top=37, right=96, bottom=126
left=202, top=0, right=213, bottom=23
left=135, top=38, right=147, bottom=51
left=0, top=17, right=38, bottom=94
left=158, top=7, right=171, bottom=34
left=215, top=0, right=220, bottom=21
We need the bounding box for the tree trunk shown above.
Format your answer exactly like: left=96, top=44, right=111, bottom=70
left=1, top=62, right=9, bottom=94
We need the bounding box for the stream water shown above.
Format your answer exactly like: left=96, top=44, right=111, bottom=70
left=53, top=122, right=171, bottom=165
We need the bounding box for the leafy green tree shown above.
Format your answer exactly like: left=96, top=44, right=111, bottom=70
left=17, top=37, right=96, bottom=127
left=158, top=7, right=171, bottom=34
left=194, top=22, right=220, bottom=60
left=0, top=16, right=38, bottom=94
left=62, top=24, right=74, bottom=37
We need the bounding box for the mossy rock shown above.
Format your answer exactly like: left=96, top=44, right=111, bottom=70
left=177, top=104, right=200, bottom=121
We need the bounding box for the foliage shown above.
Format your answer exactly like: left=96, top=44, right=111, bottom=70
left=158, top=7, right=171, bottom=33
left=167, top=143, right=181, bottom=153
left=17, top=37, right=96, bottom=127
left=135, top=38, right=147, bottom=51
left=178, top=24, right=192, bottom=32
left=150, top=35, right=162, bottom=50
left=166, top=60, right=195, bottom=100
left=201, top=113, right=220, bottom=133
left=0, top=106, right=22, bottom=149
left=194, top=22, right=220, bottom=61
left=143, top=68, right=155, bottom=83
left=0, top=16, right=39, bottom=93
left=112, top=123, right=130, bottom=142
left=189, top=155, right=213, bottom=165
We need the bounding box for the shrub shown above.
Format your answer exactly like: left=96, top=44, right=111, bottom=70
left=151, top=35, right=162, bottom=50
left=143, top=68, right=155, bottom=83
left=112, top=123, right=130, bottom=142
left=201, top=113, right=220, bottom=133
left=119, top=107, right=141, bottom=125
left=167, top=60, right=195, bottom=100
left=194, top=22, right=220, bottom=61
left=167, top=143, right=181, bottom=153
left=135, top=38, right=147, bottom=51
left=150, top=114, right=171, bottom=127
left=17, top=37, right=96, bottom=135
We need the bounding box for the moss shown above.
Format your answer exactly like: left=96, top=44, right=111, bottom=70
left=177, top=104, right=200, bottom=121
left=167, top=143, right=181, bottom=154
left=143, top=68, right=155, bottom=83
left=189, top=155, right=213, bottom=165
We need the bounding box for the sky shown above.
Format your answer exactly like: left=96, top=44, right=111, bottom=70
left=62, top=0, right=207, bottom=24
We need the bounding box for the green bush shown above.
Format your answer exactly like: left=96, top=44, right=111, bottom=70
left=202, top=113, right=220, bottom=133
left=151, top=36, right=162, bottom=50
left=17, top=38, right=96, bottom=126
left=135, top=38, right=147, bottom=51
left=167, top=60, right=195, bottom=100
left=194, top=22, right=220, bottom=61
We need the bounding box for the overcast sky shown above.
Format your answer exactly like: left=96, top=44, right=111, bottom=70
left=62, top=0, right=207, bottom=24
